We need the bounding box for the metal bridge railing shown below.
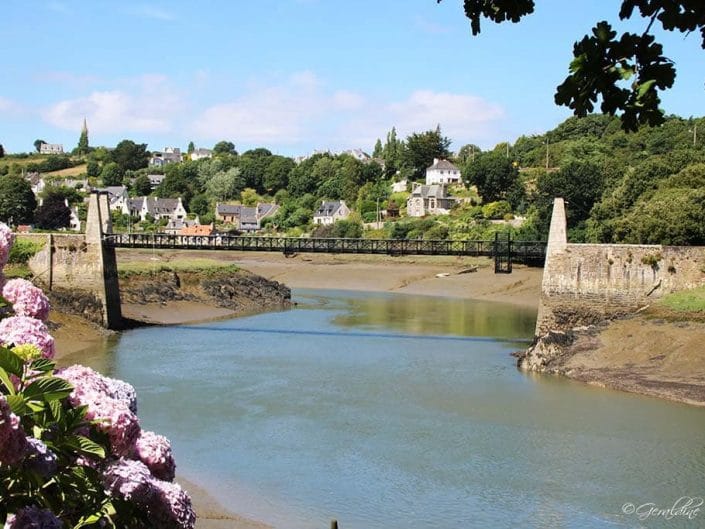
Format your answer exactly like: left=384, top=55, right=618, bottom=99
left=103, top=233, right=547, bottom=265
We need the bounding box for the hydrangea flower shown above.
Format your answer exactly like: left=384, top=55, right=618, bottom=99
left=134, top=430, right=176, bottom=481
left=0, top=396, right=28, bottom=466
left=57, top=365, right=137, bottom=413
left=0, top=222, right=14, bottom=268
left=2, top=278, right=51, bottom=321
left=150, top=480, right=196, bottom=529
left=103, top=458, right=156, bottom=502
left=11, top=343, right=43, bottom=362
left=23, top=438, right=58, bottom=478
left=0, top=316, right=55, bottom=359
left=3, top=506, right=63, bottom=529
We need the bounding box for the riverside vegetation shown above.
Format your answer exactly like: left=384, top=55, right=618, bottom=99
left=0, top=223, right=196, bottom=529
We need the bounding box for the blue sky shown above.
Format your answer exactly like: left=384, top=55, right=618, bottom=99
left=2, top=0, right=703, bottom=156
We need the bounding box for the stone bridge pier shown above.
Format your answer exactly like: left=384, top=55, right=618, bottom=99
left=27, top=192, right=122, bottom=329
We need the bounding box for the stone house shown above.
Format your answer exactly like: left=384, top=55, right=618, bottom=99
left=190, top=148, right=213, bottom=161
left=96, top=186, right=130, bottom=212
left=147, top=174, right=166, bottom=189
left=39, top=143, right=64, bottom=155
left=149, top=147, right=182, bottom=167
left=215, top=202, right=279, bottom=232
left=313, top=200, right=351, bottom=225
left=406, top=184, right=456, bottom=217
left=425, top=158, right=461, bottom=185
left=122, top=196, right=188, bottom=223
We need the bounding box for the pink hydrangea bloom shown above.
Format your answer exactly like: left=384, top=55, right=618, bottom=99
left=56, top=366, right=140, bottom=456
left=0, top=222, right=14, bottom=268
left=3, top=278, right=51, bottom=321
left=134, top=430, right=176, bottom=481
left=56, top=365, right=137, bottom=413
left=0, top=316, right=55, bottom=359
left=4, top=506, right=63, bottom=529
left=0, top=396, right=28, bottom=466
left=103, top=458, right=156, bottom=502
left=150, top=480, right=196, bottom=529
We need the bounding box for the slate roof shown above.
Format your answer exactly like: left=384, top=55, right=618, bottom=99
left=427, top=159, right=459, bottom=172
left=315, top=201, right=343, bottom=217
left=411, top=184, right=449, bottom=199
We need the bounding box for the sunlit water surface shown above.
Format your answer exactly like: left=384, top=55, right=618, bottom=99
left=65, top=289, right=705, bottom=529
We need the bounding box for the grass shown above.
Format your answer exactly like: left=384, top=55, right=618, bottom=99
left=45, top=164, right=87, bottom=177
left=117, top=258, right=240, bottom=278
left=3, top=263, right=33, bottom=279
left=659, top=286, right=705, bottom=313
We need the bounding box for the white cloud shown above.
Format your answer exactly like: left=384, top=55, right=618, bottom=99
left=0, top=96, right=26, bottom=116
left=126, top=4, right=175, bottom=21
left=192, top=73, right=505, bottom=151
left=43, top=76, right=182, bottom=134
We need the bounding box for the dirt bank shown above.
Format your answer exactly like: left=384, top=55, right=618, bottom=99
left=517, top=308, right=705, bottom=406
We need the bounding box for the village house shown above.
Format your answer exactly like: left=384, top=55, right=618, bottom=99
left=67, top=200, right=81, bottom=232
left=178, top=223, right=215, bottom=236
left=425, top=158, right=461, bottom=185
left=26, top=172, right=45, bottom=196
left=147, top=174, right=166, bottom=189
left=215, top=202, right=279, bottom=232
left=313, top=200, right=351, bottom=225
left=39, top=143, right=64, bottom=155
left=406, top=184, right=456, bottom=217
left=190, top=148, right=213, bottom=161
left=96, top=186, right=130, bottom=212
left=149, top=147, right=182, bottom=167
left=164, top=217, right=202, bottom=235
left=122, top=196, right=188, bottom=223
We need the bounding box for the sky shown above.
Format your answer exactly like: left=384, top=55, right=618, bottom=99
left=2, top=0, right=704, bottom=156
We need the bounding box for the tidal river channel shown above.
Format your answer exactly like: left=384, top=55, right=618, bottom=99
left=64, top=290, right=705, bottom=529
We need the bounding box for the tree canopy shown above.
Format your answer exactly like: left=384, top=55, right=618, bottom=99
left=0, top=175, right=37, bottom=225
left=440, top=0, right=705, bottom=131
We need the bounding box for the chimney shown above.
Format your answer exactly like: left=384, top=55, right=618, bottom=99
left=433, top=158, right=439, bottom=165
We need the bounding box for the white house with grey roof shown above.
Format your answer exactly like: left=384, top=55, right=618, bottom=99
left=39, top=143, right=64, bottom=155
left=425, top=158, right=461, bottom=185
left=407, top=184, right=456, bottom=217
left=95, top=185, right=130, bottom=211
left=122, top=196, right=188, bottom=222
left=313, top=200, right=351, bottom=225
left=190, top=148, right=213, bottom=161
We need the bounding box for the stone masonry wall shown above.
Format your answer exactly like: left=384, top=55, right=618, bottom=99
left=535, top=199, right=705, bottom=335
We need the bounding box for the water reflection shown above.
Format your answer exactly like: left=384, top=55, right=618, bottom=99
left=296, top=289, right=537, bottom=339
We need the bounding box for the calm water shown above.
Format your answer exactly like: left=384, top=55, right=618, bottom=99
left=65, top=290, right=705, bottom=529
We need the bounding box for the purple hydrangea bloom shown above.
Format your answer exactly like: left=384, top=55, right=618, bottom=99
left=4, top=506, right=63, bottom=529
left=0, top=222, right=14, bottom=268
left=150, top=480, right=196, bottom=529
left=134, top=430, right=176, bottom=481
left=0, top=396, right=28, bottom=466
left=3, top=278, right=51, bottom=321
left=0, top=316, right=55, bottom=359
left=23, top=438, right=58, bottom=478
left=103, top=458, right=156, bottom=502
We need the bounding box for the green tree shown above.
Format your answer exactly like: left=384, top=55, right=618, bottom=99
left=372, top=138, right=383, bottom=158
left=189, top=193, right=211, bottom=217
left=0, top=144, right=4, bottom=158
left=77, top=121, right=89, bottom=155
left=456, top=144, right=481, bottom=166
left=100, top=162, right=122, bottom=186
left=241, top=187, right=261, bottom=206
left=33, top=139, right=45, bottom=153
left=187, top=141, right=195, bottom=154
left=263, top=155, right=294, bottom=192
left=463, top=151, right=522, bottom=206
left=206, top=167, right=244, bottom=201
left=109, top=140, right=150, bottom=173
left=35, top=193, right=71, bottom=230
left=441, top=0, right=705, bottom=130
left=86, top=159, right=101, bottom=177
left=133, top=174, right=152, bottom=196
left=403, top=126, right=452, bottom=180
left=0, top=175, right=37, bottom=224
left=213, top=140, right=237, bottom=155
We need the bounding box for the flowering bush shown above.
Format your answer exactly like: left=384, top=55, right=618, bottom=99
left=0, top=223, right=195, bottom=529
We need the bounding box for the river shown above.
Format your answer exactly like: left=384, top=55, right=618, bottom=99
left=63, top=289, right=705, bottom=529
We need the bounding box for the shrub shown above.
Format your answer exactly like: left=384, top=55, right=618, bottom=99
left=8, top=239, right=44, bottom=264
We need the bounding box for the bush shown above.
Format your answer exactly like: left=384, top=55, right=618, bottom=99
left=481, top=200, right=512, bottom=219
left=8, top=239, right=44, bottom=264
